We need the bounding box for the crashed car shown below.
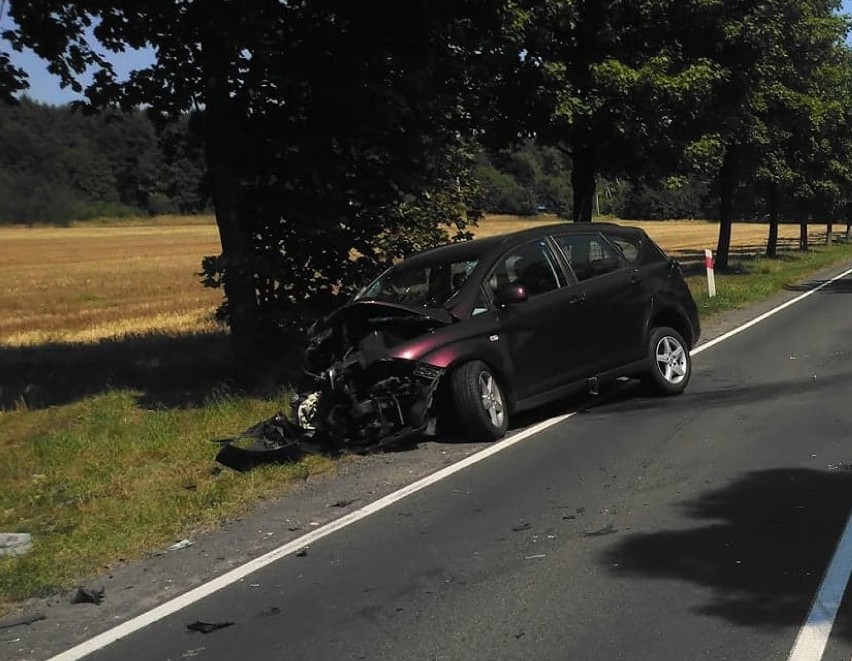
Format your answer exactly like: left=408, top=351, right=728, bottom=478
left=216, top=223, right=700, bottom=470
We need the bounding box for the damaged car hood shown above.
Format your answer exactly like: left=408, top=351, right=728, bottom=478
left=306, top=299, right=455, bottom=372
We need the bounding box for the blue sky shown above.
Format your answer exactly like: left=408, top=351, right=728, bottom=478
left=4, top=1, right=852, bottom=105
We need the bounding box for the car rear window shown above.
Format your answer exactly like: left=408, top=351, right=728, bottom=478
left=607, top=235, right=641, bottom=263
left=552, top=233, right=626, bottom=281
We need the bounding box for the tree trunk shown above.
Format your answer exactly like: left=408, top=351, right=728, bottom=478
left=766, top=185, right=779, bottom=259
left=715, top=182, right=734, bottom=271
left=798, top=203, right=809, bottom=251
left=825, top=220, right=833, bottom=245
left=571, top=145, right=596, bottom=223
left=846, top=219, right=851, bottom=242
left=202, top=19, right=261, bottom=384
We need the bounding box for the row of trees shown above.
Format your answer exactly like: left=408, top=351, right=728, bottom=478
left=2, top=1, right=851, bottom=379
left=0, top=100, right=835, bottom=225
left=0, top=99, right=206, bottom=223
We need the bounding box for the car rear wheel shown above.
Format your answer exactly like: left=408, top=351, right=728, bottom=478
left=644, top=326, right=691, bottom=395
left=450, top=360, right=509, bottom=441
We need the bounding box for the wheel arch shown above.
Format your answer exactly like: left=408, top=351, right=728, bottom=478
left=429, top=351, right=516, bottom=415
left=647, top=307, right=695, bottom=348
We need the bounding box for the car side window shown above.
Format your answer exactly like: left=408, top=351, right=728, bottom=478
left=607, top=235, right=641, bottom=264
left=488, top=240, right=565, bottom=298
left=553, top=234, right=625, bottom=282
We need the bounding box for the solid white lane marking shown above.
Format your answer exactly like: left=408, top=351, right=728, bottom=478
left=691, top=265, right=852, bottom=357
left=47, top=413, right=574, bottom=661
left=48, top=265, right=852, bottom=661
left=787, top=511, right=852, bottom=661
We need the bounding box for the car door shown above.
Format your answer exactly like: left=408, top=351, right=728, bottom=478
left=487, top=238, right=587, bottom=400
left=551, top=232, right=650, bottom=373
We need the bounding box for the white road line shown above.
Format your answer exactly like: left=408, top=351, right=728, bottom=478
left=787, top=512, right=852, bottom=661
left=690, top=265, right=852, bottom=357
left=48, top=264, right=852, bottom=661
left=47, top=413, right=575, bottom=661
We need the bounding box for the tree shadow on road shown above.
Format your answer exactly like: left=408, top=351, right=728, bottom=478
left=785, top=278, right=852, bottom=294
left=602, top=468, right=852, bottom=639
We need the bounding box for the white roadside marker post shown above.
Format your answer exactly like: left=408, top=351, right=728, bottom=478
left=704, top=248, right=716, bottom=298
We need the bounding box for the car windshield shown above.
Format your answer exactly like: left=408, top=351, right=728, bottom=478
left=358, top=256, right=480, bottom=308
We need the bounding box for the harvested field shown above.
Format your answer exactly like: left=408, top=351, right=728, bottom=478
left=473, top=214, right=816, bottom=260
left=0, top=214, right=824, bottom=346
left=0, top=221, right=222, bottom=345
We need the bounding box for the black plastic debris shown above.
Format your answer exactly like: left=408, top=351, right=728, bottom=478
left=187, top=620, right=234, bottom=634
left=295, top=547, right=309, bottom=557
left=258, top=606, right=281, bottom=617
left=0, top=612, right=46, bottom=630
left=71, top=587, right=104, bottom=605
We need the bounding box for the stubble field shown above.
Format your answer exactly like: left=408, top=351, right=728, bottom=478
left=0, top=214, right=815, bottom=346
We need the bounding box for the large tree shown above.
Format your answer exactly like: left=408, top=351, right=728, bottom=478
left=486, top=0, right=722, bottom=222
left=671, top=0, right=848, bottom=269
left=4, top=1, right=499, bottom=380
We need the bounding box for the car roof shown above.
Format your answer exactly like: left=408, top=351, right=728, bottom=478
left=401, top=222, right=639, bottom=267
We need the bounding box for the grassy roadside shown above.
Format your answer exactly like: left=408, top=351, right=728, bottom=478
left=685, top=242, right=852, bottom=318
left=1, top=237, right=851, bottom=612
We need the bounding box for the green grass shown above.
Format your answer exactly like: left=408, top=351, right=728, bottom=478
left=0, top=389, right=332, bottom=607
left=1, top=241, right=851, bottom=611
left=686, top=242, right=852, bottom=318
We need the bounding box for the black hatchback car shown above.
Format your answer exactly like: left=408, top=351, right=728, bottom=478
left=295, top=222, right=700, bottom=447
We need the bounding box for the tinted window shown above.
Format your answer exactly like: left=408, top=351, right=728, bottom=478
left=607, top=235, right=641, bottom=264
left=553, top=234, right=625, bottom=282
left=488, top=240, right=565, bottom=298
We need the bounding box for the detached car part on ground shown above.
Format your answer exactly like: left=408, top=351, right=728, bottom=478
left=216, top=223, right=700, bottom=471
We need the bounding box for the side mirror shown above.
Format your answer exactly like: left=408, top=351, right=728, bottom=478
left=494, top=283, right=529, bottom=306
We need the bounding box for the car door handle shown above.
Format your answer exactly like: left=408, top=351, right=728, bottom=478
left=568, top=293, right=587, bottom=305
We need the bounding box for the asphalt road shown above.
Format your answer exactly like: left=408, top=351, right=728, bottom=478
left=65, top=274, right=852, bottom=661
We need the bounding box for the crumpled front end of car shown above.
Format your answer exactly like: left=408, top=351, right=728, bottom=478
left=215, top=303, right=448, bottom=471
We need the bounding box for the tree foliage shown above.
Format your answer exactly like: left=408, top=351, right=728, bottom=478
left=4, top=1, right=503, bottom=379
left=486, top=0, right=723, bottom=222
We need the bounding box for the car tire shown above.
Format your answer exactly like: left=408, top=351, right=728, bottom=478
left=450, top=360, right=509, bottom=441
left=644, top=326, right=691, bottom=395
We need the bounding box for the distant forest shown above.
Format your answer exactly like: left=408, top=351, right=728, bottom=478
left=1, top=99, right=729, bottom=225
left=0, top=99, right=207, bottom=224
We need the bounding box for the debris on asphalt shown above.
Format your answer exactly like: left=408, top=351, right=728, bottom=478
left=331, top=499, right=356, bottom=508
left=295, top=547, right=309, bottom=557
left=71, top=587, right=105, bottom=605
left=0, top=612, right=46, bottom=630
left=0, top=532, right=33, bottom=557
left=258, top=606, right=281, bottom=617
left=168, top=539, right=194, bottom=551
left=186, top=620, right=234, bottom=634
left=511, top=522, right=532, bottom=532
left=827, top=463, right=852, bottom=471
left=581, top=525, right=618, bottom=538
left=525, top=554, right=547, bottom=560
